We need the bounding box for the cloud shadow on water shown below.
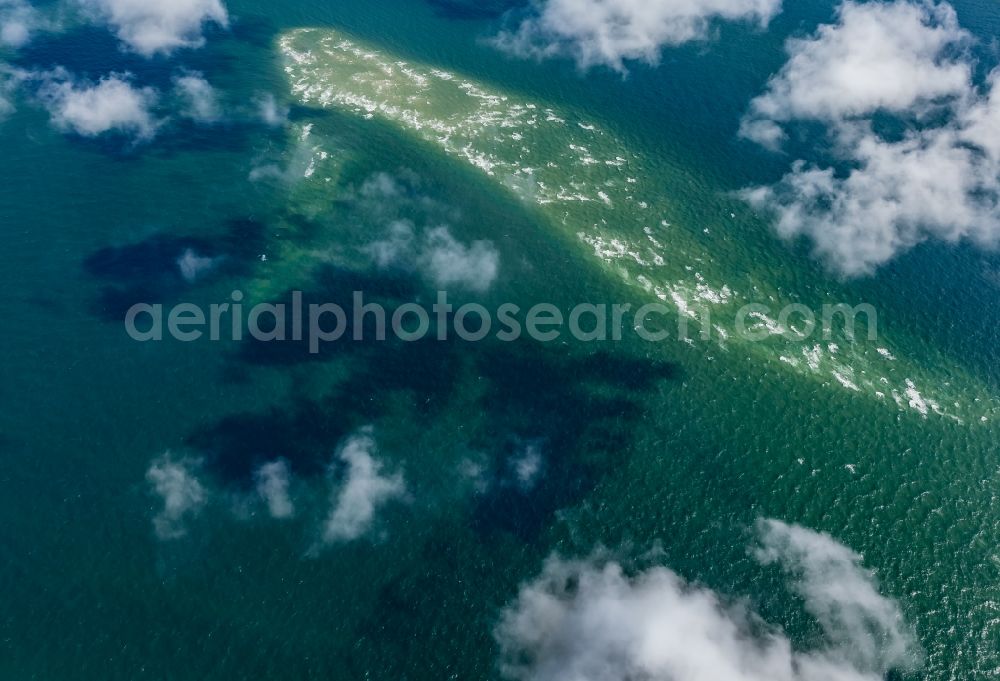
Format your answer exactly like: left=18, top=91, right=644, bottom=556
left=82, top=217, right=267, bottom=321
left=346, top=344, right=678, bottom=681
left=198, top=282, right=679, bottom=536
left=468, top=346, right=678, bottom=539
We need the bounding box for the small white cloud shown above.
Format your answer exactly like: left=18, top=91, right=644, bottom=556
left=255, top=92, right=289, bottom=127
left=737, top=117, right=786, bottom=150
left=458, top=442, right=545, bottom=495
left=37, top=70, right=160, bottom=140
left=0, top=0, right=41, bottom=48
left=496, top=520, right=920, bottom=681
left=247, top=162, right=286, bottom=183
left=360, top=171, right=405, bottom=200
left=368, top=219, right=416, bottom=268
left=146, top=454, right=207, bottom=540
left=494, top=0, right=783, bottom=72
left=254, top=459, right=295, bottom=520
left=369, top=220, right=500, bottom=292
left=421, top=226, right=500, bottom=292
left=0, top=70, right=14, bottom=117
left=321, top=428, right=407, bottom=544
left=79, top=0, right=229, bottom=57
left=458, top=456, right=492, bottom=494
left=176, top=248, right=218, bottom=282
left=510, top=443, right=544, bottom=491
left=0, top=62, right=28, bottom=119
left=173, top=71, right=222, bottom=124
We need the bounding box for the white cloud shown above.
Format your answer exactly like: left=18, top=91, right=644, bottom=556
left=741, top=0, right=971, bottom=146
left=0, top=0, right=41, bottom=48
left=0, top=1, right=47, bottom=116
left=176, top=248, right=218, bottom=283
left=146, top=454, right=207, bottom=540
left=457, top=443, right=545, bottom=495
left=458, top=456, right=492, bottom=494
left=742, top=119, right=1000, bottom=276
left=741, top=1, right=1000, bottom=276
left=959, top=68, right=1000, bottom=158
left=754, top=519, right=918, bottom=672
left=360, top=171, right=406, bottom=201
left=321, top=428, right=407, bottom=544
left=510, top=443, right=544, bottom=491
left=369, top=220, right=501, bottom=292
left=255, top=92, right=289, bottom=127
left=79, top=0, right=229, bottom=57
left=0, top=65, right=16, bottom=117
left=173, top=72, right=222, bottom=124
left=494, top=0, right=783, bottom=72
left=37, top=71, right=160, bottom=140
left=247, top=162, right=286, bottom=183
left=421, top=226, right=500, bottom=292
left=357, top=172, right=500, bottom=290
left=496, top=520, right=920, bottom=681
left=369, top=219, right=417, bottom=268
left=254, top=460, right=295, bottom=520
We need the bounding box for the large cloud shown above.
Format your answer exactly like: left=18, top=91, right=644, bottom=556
left=494, top=0, right=783, bottom=72
left=78, top=0, right=229, bottom=57
left=146, top=454, right=207, bottom=540
left=753, top=519, right=917, bottom=672
left=741, top=1, right=1000, bottom=276
left=742, top=119, right=1000, bottom=276
left=321, top=429, right=407, bottom=544
left=37, top=70, right=160, bottom=140
left=496, top=519, right=919, bottom=681
left=740, top=0, right=971, bottom=147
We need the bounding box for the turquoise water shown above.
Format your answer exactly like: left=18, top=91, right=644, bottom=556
left=2, top=0, right=1000, bottom=678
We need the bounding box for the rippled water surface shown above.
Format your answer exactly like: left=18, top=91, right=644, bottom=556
left=2, top=0, right=999, bottom=679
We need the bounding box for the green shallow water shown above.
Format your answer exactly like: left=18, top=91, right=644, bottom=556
left=2, top=0, right=1000, bottom=679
